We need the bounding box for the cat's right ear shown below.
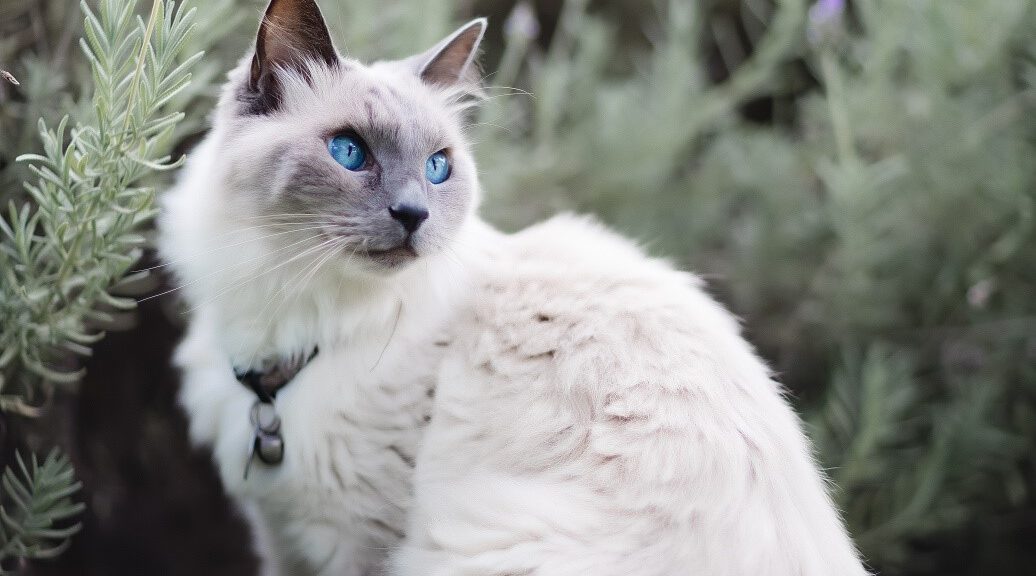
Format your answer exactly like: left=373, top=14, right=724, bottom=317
left=243, top=0, right=337, bottom=115
left=408, top=19, right=487, bottom=90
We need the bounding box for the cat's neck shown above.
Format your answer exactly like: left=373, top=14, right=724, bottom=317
left=185, top=218, right=496, bottom=371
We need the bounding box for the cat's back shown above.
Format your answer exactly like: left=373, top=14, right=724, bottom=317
left=402, top=214, right=867, bottom=575
left=438, top=213, right=781, bottom=470
left=455, top=212, right=766, bottom=404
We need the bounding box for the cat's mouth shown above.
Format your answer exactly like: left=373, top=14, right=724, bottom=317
left=364, top=242, right=419, bottom=267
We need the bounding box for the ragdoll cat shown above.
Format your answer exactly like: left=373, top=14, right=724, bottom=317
left=159, top=0, right=868, bottom=574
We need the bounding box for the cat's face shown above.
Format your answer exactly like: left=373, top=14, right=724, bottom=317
left=214, top=0, right=485, bottom=273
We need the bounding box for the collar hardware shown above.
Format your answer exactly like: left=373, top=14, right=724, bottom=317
left=235, top=347, right=318, bottom=478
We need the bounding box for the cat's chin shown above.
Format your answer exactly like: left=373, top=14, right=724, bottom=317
left=361, top=243, right=421, bottom=271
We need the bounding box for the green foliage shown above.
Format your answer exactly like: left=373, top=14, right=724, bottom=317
left=787, top=3, right=1036, bottom=569
left=473, top=1, right=1036, bottom=572
left=0, top=450, right=83, bottom=572
left=0, top=1, right=227, bottom=568
left=811, top=345, right=1024, bottom=566
left=1, top=0, right=1034, bottom=574
left=478, top=0, right=810, bottom=227
left=0, top=0, right=203, bottom=411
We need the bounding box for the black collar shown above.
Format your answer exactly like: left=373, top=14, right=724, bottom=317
left=234, top=346, right=319, bottom=403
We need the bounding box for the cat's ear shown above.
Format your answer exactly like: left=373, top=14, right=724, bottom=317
left=410, top=19, right=487, bottom=89
left=245, top=0, right=337, bottom=113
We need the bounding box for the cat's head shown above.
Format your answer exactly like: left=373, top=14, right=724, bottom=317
left=210, top=0, right=486, bottom=272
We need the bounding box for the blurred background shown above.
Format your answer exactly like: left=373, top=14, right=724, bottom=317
left=1, top=0, right=1035, bottom=574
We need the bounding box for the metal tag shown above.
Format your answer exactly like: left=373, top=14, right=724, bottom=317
left=243, top=399, right=285, bottom=479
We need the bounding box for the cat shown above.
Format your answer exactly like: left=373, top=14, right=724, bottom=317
left=159, top=0, right=869, bottom=575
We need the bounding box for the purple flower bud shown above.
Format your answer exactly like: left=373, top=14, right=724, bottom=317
left=505, top=1, right=540, bottom=41
left=807, top=0, right=846, bottom=46
left=809, top=0, right=846, bottom=25
left=967, top=278, right=994, bottom=309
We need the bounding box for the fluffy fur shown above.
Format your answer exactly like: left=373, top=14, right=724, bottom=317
left=394, top=215, right=866, bottom=575
left=160, top=2, right=867, bottom=575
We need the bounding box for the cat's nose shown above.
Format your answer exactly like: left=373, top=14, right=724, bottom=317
left=388, top=202, right=429, bottom=234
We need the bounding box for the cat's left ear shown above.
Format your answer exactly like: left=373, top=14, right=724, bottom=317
left=409, top=19, right=487, bottom=89
left=243, top=0, right=337, bottom=114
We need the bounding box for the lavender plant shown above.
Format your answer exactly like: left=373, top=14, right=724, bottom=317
left=0, top=450, right=83, bottom=572
left=0, top=0, right=201, bottom=410
left=0, top=0, right=1033, bottom=574
left=0, top=0, right=206, bottom=567
left=474, top=1, right=1036, bottom=572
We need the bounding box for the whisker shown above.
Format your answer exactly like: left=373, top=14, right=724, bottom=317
left=467, top=120, right=515, bottom=135
left=229, top=213, right=328, bottom=221
left=440, top=245, right=467, bottom=271
left=285, top=237, right=344, bottom=298
left=139, top=233, right=328, bottom=303
left=481, top=83, right=536, bottom=99
left=370, top=299, right=403, bottom=372
left=243, top=236, right=346, bottom=368
left=134, top=224, right=336, bottom=273
left=186, top=234, right=347, bottom=314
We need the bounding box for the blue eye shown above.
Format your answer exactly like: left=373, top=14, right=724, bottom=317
left=328, top=134, right=367, bottom=171
left=426, top=151, right=450, bottom=184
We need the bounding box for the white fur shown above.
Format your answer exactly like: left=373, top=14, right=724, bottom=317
left=160, top=63, right=489, bottom=573
left=393, top=215, right=867, bottom=575
left=161, top=26, right=867, bottom=576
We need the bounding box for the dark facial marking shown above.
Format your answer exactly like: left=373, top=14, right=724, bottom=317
left=240, top=0, right=338, bottom=116
left=364, top=99, right=376, bottom=127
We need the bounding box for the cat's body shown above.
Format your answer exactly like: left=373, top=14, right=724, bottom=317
left=164, top=132, right=490, bottom=575
left=395, top=215, right=864, bottom=575
left=160, top=1, right=868, bottom=574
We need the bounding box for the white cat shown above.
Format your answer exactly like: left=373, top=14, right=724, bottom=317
left=160, top=1, right=868, bottom=575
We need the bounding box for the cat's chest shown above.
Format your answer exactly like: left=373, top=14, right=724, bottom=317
left=269, top=341, right=436, bottom=487
left=177, top=307, right=454, bottom=574
left=205, top=334, right=441, bottom=544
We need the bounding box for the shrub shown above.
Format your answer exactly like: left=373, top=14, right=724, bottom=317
left=1, top=1, right=1033, bottom=573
